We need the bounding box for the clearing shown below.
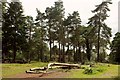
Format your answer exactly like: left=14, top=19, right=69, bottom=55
left=2, top=62, right=120, bottom=78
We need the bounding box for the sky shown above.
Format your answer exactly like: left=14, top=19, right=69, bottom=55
left=18, top=0, right=119, bottom=39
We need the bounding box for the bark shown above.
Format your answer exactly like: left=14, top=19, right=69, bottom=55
left=13, top=31, right=17, bottom=63
left=13, top=41, right=16, bottom=63
left=40, top=48, right=43, bottom=62
left=78, top=43, right=82, bottom=63
left=53, top=40, right=54, bottom=47
left=49, top=22, right=52, bottom=61
left=26, top=63, right=81, bottom=74
left=86, top=38, right=91, bottom=61
left=47, top=63, right=81, bottom=70
left=2, top=45, right=7, bottom=62
left=28, top=51, right=31, bottom=63
left=58, top=42, right=61, bottom=62
left=62, top=44, right=65, bottom=62
left=73, top=46, right=76, bottom=62
left=97, top=26, right=101, bottom=62
left=49, top=40, right=52, bottom=61
left=67, top=45, right=70, bottom=62
left=38, top=52, right=40, bottom=61
left=28, top=26, right=32, bottom=63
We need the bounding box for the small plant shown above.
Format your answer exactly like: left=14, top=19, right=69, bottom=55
left=96, top=68, right=104, bottom=72
left=83, top=68, right=93, bottom=74
left=96, top=66, right=105, bottom=72
left=81, top=67, right=86, bottom=69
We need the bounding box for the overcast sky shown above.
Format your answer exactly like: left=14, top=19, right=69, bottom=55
left=19, top=0, right=119, bottom=38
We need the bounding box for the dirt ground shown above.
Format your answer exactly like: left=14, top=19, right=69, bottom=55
left=6, top=71, right=70, bottom=78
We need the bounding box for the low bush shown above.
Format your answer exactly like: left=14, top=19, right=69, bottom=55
left=81, top=66, right=86, bottom=69
left=83, top=65, right=106, bottom=75
left=83, top=68, right=93, bottom=74
left=96, top=68, right=104, bottom=72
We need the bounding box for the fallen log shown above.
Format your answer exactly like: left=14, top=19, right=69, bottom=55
left=26, top=63, right=81, bottom=74
left=48, top=63, right=81, bottom=69
left=26, top=70, right=46, bottom=74
left=49, top=66, right=69, bottom=69
left=30, top=67, right=47, bottom=71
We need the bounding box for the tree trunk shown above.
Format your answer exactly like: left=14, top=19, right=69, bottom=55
left=86, top=38, right=91, bottom=61
left=40, top=48, right=43, bottom=62
left=28, top=51, right=31, bottom=63
left=67, top=45, right=70, bottom=62
left=73, top=46, right=76, bottom=62
left=38, top=51, right=40, bottom=61
left=50, top=40, right=52, bottom=61
left=76, top=46, right=78, bottom=62
left=28, top=25, right=32, bottom=63
left=62, top=44, right=65, bottom=62
left=97, top=26, right=101, bottom=62
left=53, top=40, right=54, bottom=47
left=53, top=40, right=55, bottom=61
left=58, top=42, right=61, bottom=62
left=2, top=52, right=4, bottom=62
left=13, top=31, right=16, bottom=63
left=13, top=41, right=16, bottom=63
left=2, top=44, right=7, bottom=63
left=49, top=23, right=52, bottom=61
left=78, top=43, right=82, bottom=63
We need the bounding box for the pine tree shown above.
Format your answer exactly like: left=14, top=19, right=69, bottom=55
left=2, top=1, right=27, bottom=62
left=88, top=0, right=112, bottom=62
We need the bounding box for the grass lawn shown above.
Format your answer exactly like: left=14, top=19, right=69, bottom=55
left=68, top=63, right=119, bottom=78
left=2, top=61, right=48, bottom=78
left=2, top=62, right=120, bottom=78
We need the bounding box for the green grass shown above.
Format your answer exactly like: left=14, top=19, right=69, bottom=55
left=2, top=62, right=119, bottom=78
left=2, top=61, right=48, bottom=77
left=68, top=63, right=119, bottom=78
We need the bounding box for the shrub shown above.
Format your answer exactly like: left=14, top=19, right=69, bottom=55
left=96, top=68, right=104, bottom=72
left=83, top=68, right=93, bottom=74
left=81, top=67, right=86, bottom=69
left=83, top=67, right=103, bottom=75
